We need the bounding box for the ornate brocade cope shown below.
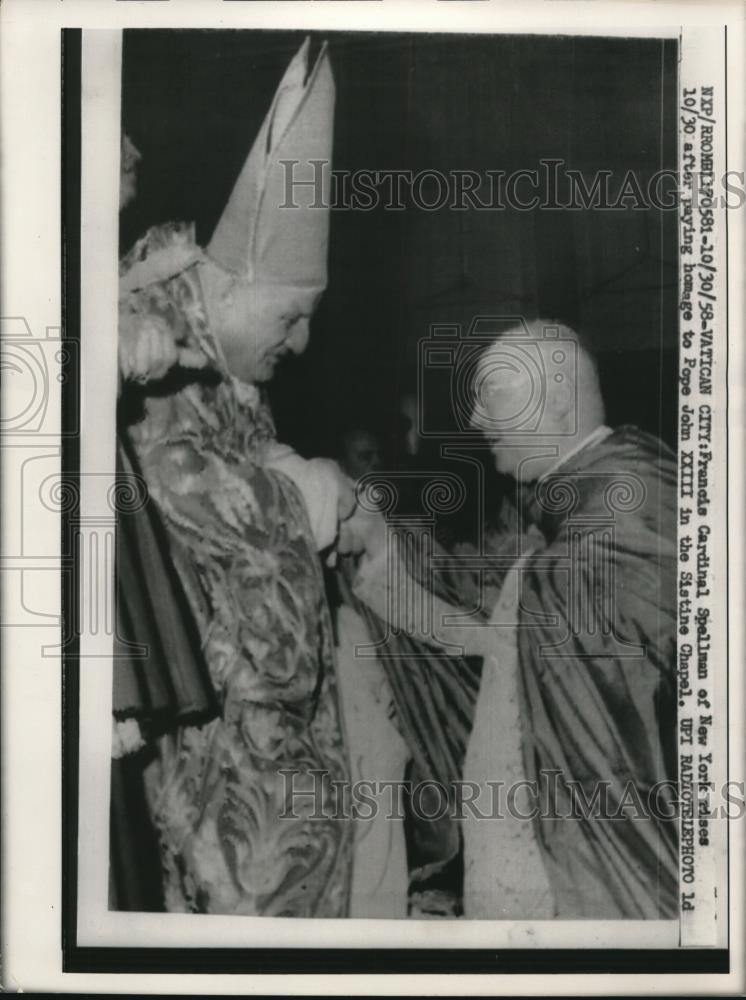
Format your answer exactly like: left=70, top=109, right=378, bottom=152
left=119, top=224, right=352, bottom=916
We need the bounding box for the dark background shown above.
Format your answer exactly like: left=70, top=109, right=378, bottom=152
left=120, top=30, right=678, bottom=458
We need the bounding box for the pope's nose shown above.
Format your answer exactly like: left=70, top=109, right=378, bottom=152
left=287, top=318, right=310, bottom=355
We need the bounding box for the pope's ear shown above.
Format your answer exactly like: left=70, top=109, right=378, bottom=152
left=540, top=367, right=578, bottom=432
left=556, top=367, right=578, bottom=409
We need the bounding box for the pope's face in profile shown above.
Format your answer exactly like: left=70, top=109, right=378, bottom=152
left=201, top=262, right=321, bottom=384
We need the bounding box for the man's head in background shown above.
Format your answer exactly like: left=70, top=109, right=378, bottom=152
left=339, top=426, right=382, bottom=482
left=469, top=318, right=606, bottom=483
left=119, top=133, right=142, bottom=211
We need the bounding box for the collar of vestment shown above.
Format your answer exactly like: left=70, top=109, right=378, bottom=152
left=527, top=424, right=613, bottom=539
left=538, top=424, right=613, bottom=482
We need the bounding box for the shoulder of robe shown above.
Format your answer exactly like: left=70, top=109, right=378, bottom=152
left=542, top=426, right=677, bottom=552
left=119, top=221, right=202, bottom=295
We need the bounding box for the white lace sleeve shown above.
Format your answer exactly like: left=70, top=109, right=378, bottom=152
left=264, top=445, right=341, bottom=552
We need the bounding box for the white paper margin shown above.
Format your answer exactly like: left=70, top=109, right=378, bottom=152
left=1, top=0, right=743, bottom=994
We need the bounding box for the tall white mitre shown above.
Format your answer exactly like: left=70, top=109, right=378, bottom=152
left=207, top=37, right=335, bottom=293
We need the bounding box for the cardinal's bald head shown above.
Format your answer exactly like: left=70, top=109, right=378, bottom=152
left=469, top=319, right=606, bottom=482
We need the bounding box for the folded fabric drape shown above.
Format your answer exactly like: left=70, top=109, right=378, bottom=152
left=112, top=434, right=219, bottom=731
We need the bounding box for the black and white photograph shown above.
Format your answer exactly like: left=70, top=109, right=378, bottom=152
left=110, top=27, right=683, bottom=925
left=0, top=0, right=743, bottom=992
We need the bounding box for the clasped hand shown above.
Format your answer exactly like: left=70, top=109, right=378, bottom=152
left=119, top=310, right=207, bottom=383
